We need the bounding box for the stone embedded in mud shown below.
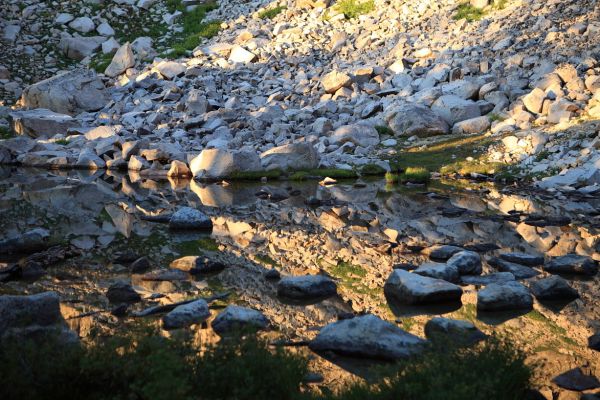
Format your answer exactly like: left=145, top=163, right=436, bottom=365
left=499, top=252, right=544, bottom=267
left=162, top=299, right=210, bottom=330
left=413, top=262, right=459, bottom=283
left=530, top=275, right=579, bottom=301
left=277, top=275, right=337, bottom=300
left=422, top=244, right=464, bottom=261
left=106, top=282, right=141, bottom=304
left=384, top=269, right=463, bottom=305
left=552, top=368, right=600, bottom=391
left=424, top=317, right=486, bottom=346
left=488, top=257, right=540, bottom=279
left=0, top=228, right=49, bottom=254
left=169, top=207, right=212, bottom=231
left=19, top=69, right=109, bottom=116
left=477, top=281, right=533, bottom=312
left=447, top=250, right=482, bottom=275
left=544, top=254, right=598, bottom=276
left=170, top=256, right=225, bottom=274
left=309, top=314, right=425, bottom=360
left=211, top=305, right=269, bottom=335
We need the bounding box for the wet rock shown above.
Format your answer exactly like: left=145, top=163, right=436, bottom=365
left=447, top=250, right=482, bottom=275
left=162, top=299, right=210, bottom=330
left=385, top=102, right=449, bottom=137
left=530, top=276, right=579, bottom=301
left=211, top=305, right=269, bottom=335
left=106, top=282, right=141, bottom=303
left=169, top=207, right=212, bottom=230
left=384, top=269, right=463, bottom=305
left=170, top=256, right=224, bottom=274
left=130, top=256, right=151, bottom=273
left=461, top=272, right=515, bottom=285
left=277, top=275, right=337, bottom=300
left=413, top=262, right=459, bottom=283
left=552, top=368, right=600, bottom=391
left=9, top=109, right=78, bottom=138
left=544, top=255, right=598, bottom=276
left=309, top=314, right=425, bottom=360
left=0, top=228, right=50, bottom=254
left=260, top=143, right=319, bottom=170
left=423, top=244, right=464, bottom=260
left=477, top=281, right=533, bottom=311
left=19, top=69, right=109, bottom=115
left=488, top=257, right=540, bottom=279
left=499, top=253, right=544, bottom=267
left=190, top=148, right=261, bottom=179
left=424, top=317, right=486, bottom=346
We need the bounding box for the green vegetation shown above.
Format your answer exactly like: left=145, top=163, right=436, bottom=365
left=384, top=171, right=399, bottom=183
left=0, top=333, right=534, bottom=400
left=289, top=168, right=358, bottom=180
left=333, top=0, right=375, bottom=19
left=255, top=253, right=279, bottom=267
left=175, top=236, right=219, bottom=255
left=228, top=169, right=282, bottom=180
left=0, top=126, right=14, bottom=139
left=258, top=5, right=287, bottom=19
left=453, top=3, right=486, bottom=21
left=54, top=139, right=70, bottom=146
left=524, top=310, right=577, bottom=347
left=161, top=2, right=220, bottom=58
left=440, top=160, right=507, bottom=176
left=375, top=125, right=394, bottom=136
left=399, top=167, right=430, bottom=183
left=488, top=113, right=506, bottom=122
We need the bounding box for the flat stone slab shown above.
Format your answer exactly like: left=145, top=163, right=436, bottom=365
left=413, top=262, right=459, bottom=283
left=424, top=317, right=487, bottom=346
left=277, top=275, right=337, bottom=300
left=384, top=269, right=463, bottom=305
left=461, top=272, right=515, bottom=286
left=477, top=281, right=533, bottom=312
left=447, top=250, right=482, bottom=275
left=422, top=244, right=464, bottom=260
left=499, top=252, right=544, bottom=266
left=309, top=314, right=425, bottom=360
left=552, top=368, right=600, bottom=391
left=544, top=254, right=598, bottom=276
left=489, top=257, right=539, bottom=279
left=530, top=275, right=579, bottom=301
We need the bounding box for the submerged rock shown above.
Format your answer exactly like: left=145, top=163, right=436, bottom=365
left=277, top=275, right=337, bottom=300
left=477, top=281, right=533, bottom=311
left=162, top=299, right=210, bottom=330
left=384, top=269, right=463, bottom=305
left=309, top=314, right=425, bottom=360
left=424, top=317, right=486, bottom=346
left=211, top=305, right=269, bottom=335
left=169, top=207, right=212, bottom=230
left=544, top=255, right=598, bottom=276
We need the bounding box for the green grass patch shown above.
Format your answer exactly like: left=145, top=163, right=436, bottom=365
left=385, top=171, right=399, bottom=183
left=524, top=310, right=577, bottom=346
left=333, top=0, right=375, bottom=19
left=0, top=126, right=14, bottom=139
left=488, top=113, right=506, bottom=122
left=375, top=125, right=394, bottom=136
left=453, top=3, right=486, bottom=22
left=228, top=169, right=282, bottom=180
left=295, top=168, right=358, bottom=179
left=89, top=52, right=114, bottom=74
left=54, top=139, right=70, bottom=145
left=255, top=254, right=279, bottom=267
left=258, top=5, right=287, bottom=19
left=440, top=160, right=507, bottom=176
left=399, top=167, right=430, bottom=183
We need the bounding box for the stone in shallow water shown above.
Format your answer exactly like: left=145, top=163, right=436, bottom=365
left=162, top=299, right=210, bottom=330
left=530, top=275, right=579, bottom=301
left=499, top=252, right=544, bottom=266
left=544, top=254, right=598, bottom=276
left=424, top=317, right=486, bottom=346
left=447, top=250, right=482, bottom=275
left=488, top=257, right=539, bottom=279
left=211, top=305, right=269, bottom=335
left=552, top=368, right=600, bottom=391
left=384, top=269, right=463, bottom=305
left=169, top=207, right=212, bottom=230
left=277, top=275, right=337, bottom=300
left=309, top=314, right=425, bottom=360
left=477, top=281, right=533, bottom=312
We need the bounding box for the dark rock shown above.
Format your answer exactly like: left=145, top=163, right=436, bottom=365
left=0, top=228, right=50, bottom=255
left=589, top=333, right=600, bottom=351
left=423, top=244, right=464, bottom=260
left=393, top=263, right=418, bottom=271
left=530, top=276, right=579, bottom=301
left=447, top=250, right=482, bottom=275
left=170, top=256, right=225, bottom=274
left=461, top=272, right=515, bottom=285
left=277, top=275, right=337, bottom=300
left=0, top=292, right=62, bottom=332
left=265, top=269, right=281, bottom=280
left=162, top=299, right=210, bottom=330
left=413, top=262, right=459, bottom=282
left=477, top=281, right=533, bottom=311
left=552, top=368, right=600, bottom=391
left=424, top=317, right=487, bottom=346
left=106, top=282, right=141, bottom=303
left=544, top=255, right=598, bottom=276
left=130, top=256, right=151, bottom=273
left=111, top=304, right=128, bottom=317
left=489, top=257, right=539, bottom=279
left=211, top=305, right=269, bottom=335
left=499, top=252, right=544, bottom=266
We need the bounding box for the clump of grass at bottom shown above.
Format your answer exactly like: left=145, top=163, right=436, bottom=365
left=399, top=167, right=430, bottom=183
left=453, top=3, right=486, bottom=22
left=258, top=5, right=286, bottom=19
left=333, top=0, right=375, bottom=19
left=385, top=171, right=399, bottom=183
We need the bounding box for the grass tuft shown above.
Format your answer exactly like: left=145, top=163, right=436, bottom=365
left=385, top=171, right=399, bottom=183
left=399, top=167, right=430, bottom=183
left=375, top=125, right=394, bottom=136
left=333, top=0, right=375, bottom=19
left=258, top=6, right=287, bottom=19
left=453, top=3, right=486, bottom=22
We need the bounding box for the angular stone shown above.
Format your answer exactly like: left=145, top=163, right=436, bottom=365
left=68, top=17, right=95, bottom=33
left=423, top=244, right=464, bottom=260
left=9, top=109, right=78, bottom=138
left=59, top=36, right=105, bottom=60
left=105, top=42, right=135, bottom=77
left=431, top=95, right=481, bottom=126
left=169, top=207, right=212, bottom=230
left=329, top=124, right=379, bottom=147
left=386, top=102, right=449, bottom=137
left=384, top=269, right=463, bottom=305
left=155, top=61, right=186, bottom=79
left=452, top=116, right=490, bottom=135
left=523, top=88, right=546, bottom=114
left=167, top=160, right=191, bottom=177
left=0, top=228, right=49, bottom=254
left=170, top=256, right=224, bottom=274
left=499, top=253, right=544, bottom=266
left=228, top=45, right=256, bottom=63
left=413, top=262, right=459, bottom=283
left=425, top=317, right=486, bottom=345
left=260, top=143, right=319, bottom=170
left=162, top=299, right=210, bottom=330
left=321, top=70, right=352, bottom=94
left=461, top=272, right=516, bottom=286
left=0, top=292, right=62, bottom=332
left=447, top=251, right=482, bottom=275
left=544, top=254, right=597, bottom=276
left=277, top=275, right=337, bottom=300
left=477, top=281, right=533, bottom=311
left=309, top=314, right=425, bottom=360
left=530, top=276, right=579, bottom=301
left=488, top=257, right=539, bottom=279
left=20, top=69, right=109, bottom=115
left=552, top=368, right=600, bottom=391
left=211, top=305, right=268, bottom=335
left=106, top=282, right=141, bottom=303
left=190, top=148, right=261, bottom=179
